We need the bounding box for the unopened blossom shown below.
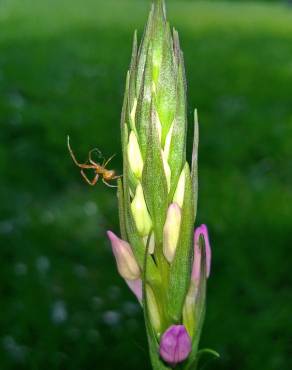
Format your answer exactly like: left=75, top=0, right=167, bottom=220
left=173, top=166, right=186, bottom=208
left=163, top=203, right=182, bottom=263
left=126, top=279, right=142, bottom=303
left=192, top=224, right=212, bottom=281
left=107, top=231, right=140, bottom=280
left=159, top=325, right=192, bottom=366
left=131, top=183, right=152, bottom=237
left=127, top=130, right=144, bottom=179
left=146, top=285, right=161, bottom=333
left=183, top=225, right=212, bottom=337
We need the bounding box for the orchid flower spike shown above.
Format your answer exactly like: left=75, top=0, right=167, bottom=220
left=109, top=0, right=217, bottom=366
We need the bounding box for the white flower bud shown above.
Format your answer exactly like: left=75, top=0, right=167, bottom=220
left=146, top=285, right=161, bottom=334
left=131, top=183, right=152, bottom=236
left=143, top=232, right=155, bottom=254
left=164, top=123, right=173, bottom=161
left=163, top=203, right=182, bottom=263
left=161, top=150, right=171, bottom=192
left=182, top=282, right=197, bottom=337
left=173, top=166, right=186, bottom=208
left=127, top=131, right=144, bottom=179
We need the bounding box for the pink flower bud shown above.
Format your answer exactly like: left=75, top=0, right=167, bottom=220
left=107, top=231, right=140, bottom=281
left=192, top=224, right=211, bottom=282
left=159, top=325, right=192, bottom=366
left=125, top=279, right=142, bottom=303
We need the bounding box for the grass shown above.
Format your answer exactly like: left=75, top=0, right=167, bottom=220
left=0, top=0, right=292, bottom=369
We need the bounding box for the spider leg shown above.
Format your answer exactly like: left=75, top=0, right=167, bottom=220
left=103, top=153, right=116, bottom=168
left=67, top=136, right=96, bottom=169
left=81, top=170, right=99, bottom=186
left=112, top=174, right=123, bottom=180
left=88, top=148, right=103, bottom=166
left=102, top=178, right=118, bottom=188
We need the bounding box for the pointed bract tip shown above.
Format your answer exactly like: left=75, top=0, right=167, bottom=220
left=194, top=108, right=199, bottom=125
left=153, top=0, right=166, bottom=19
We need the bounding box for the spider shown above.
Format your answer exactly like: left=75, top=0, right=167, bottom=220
left=67, top=136, right=121, bottom=188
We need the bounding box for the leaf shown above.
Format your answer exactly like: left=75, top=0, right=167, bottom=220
left=191, top=110, right=199, bottom=221
left=136, top=4, right=154, bottom=95
left=168, top=57, right=187, bottom=200
left=120, top=72, right=130, bottom=145
left=167, top=163, right=194, bottom=321
left=197, top=348, right=220, bottom=360
left=155, top=23, right=176, bottom=145
left=136, top=42, right=153, bottom=158
left=142, top=101, right=168, bottom=247
left=117, top=178, right=127, bottom=241
left=129, top=31, right=138, bottom=108
left=172, top=28, right=181, bottom=66
left=195, top=348, right=220, bottom=370
left=152, top=0, right=165, bottom=84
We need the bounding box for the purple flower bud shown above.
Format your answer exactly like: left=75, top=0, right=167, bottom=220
left=192, top=224, right=211, bottom=282
left=159, top=325, right=192, bottom=366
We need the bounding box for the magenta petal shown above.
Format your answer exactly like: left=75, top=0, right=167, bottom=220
left=192, top=230, right=201, bottom=282
left=125, top=279, right=142, bottom=303
left=159, top=325, right=192, bottom=366
left=192, top=224, right=212, bottom=280
left=202, top=225, right=211, bottom=278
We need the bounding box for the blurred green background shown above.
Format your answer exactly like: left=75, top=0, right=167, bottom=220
left=1, top=0, right=292, bottom=369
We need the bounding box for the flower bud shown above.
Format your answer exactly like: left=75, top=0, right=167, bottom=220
left=164, top=123, right=173, bottom=161
left=163, top=203, right=182, bottom=263
left=192, top=231, right=201, bottom=283
left=107, top=231, right=140, bottom=280
left=126, top=279, right=142, bottom=303
left=173, top=166, right=186, bottom=208
left=131, top=183, right=152, bottom=236
left=161, top=150, right=171, bottom=192
left=182, top=282, right=197, bottom=336
left=159, top=325, right=192, bottom=366
left=192, top=224, right=211, bottom=281
left=127, top=131, right=144, bottom=179
left=183, top=225, right=211, bottom=337
left=146, top=285, right=161, bottom=334
left=143, top=232, right=155, bottom=254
